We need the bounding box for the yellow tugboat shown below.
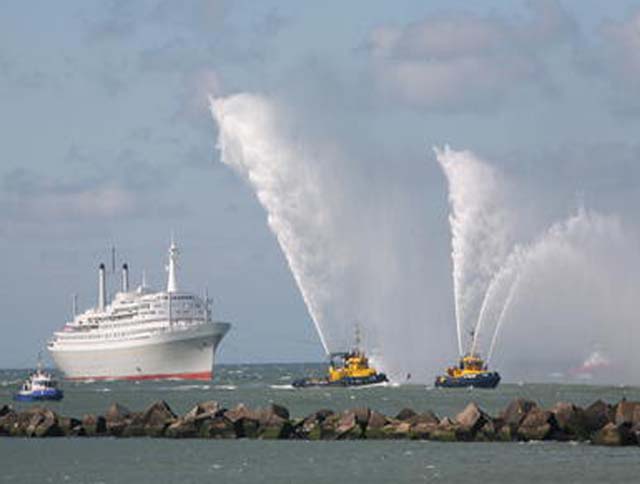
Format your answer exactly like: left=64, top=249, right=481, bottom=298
left=292, top=327, right=387, bottom=388
left=435, top=331, right=500, bottom=388
left=435, top=352, right=500, bottom=389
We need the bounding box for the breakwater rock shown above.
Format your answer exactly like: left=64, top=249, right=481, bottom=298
left=2, top=399, right=640, bottom=446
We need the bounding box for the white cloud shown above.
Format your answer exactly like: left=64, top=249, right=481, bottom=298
left=594, top=8, right=640, bottom=114
left=366, top=0, right=575, bottom=111
left=30, top=185, right=136, bottom=220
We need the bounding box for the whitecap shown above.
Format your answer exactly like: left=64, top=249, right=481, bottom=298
left=214, top=384, right=237, bottom=390
left=269, top=384, right=294, bottom=390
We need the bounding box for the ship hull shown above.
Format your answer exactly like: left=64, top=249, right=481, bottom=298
left=435, top=372, right=501, bottom=389
left=49, top=322, right=230, bottom=381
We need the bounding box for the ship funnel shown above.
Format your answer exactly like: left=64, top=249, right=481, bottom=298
left=167, top=239, right=179, bottom=293
left=122, top=263, right=129, bottom=292
left=98, top=263, right=106, bottom=310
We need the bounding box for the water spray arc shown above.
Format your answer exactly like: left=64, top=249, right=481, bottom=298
left=436, top=145, right=638, bottom=382
left=210, top=93, right=332, bottom=354
left=434, top=145, right=513, bottom=357
left=210, top=93, right=452, bottom=379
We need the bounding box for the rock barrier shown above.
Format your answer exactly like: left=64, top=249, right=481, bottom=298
left=2, top=398, right=640, bottom=446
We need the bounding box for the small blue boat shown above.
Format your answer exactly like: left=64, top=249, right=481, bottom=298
left=13, top=364, right=64, bottom=402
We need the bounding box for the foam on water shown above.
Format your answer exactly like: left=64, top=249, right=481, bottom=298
left=214, top=384, right=238, bottom=391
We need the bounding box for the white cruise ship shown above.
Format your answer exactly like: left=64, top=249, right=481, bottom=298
left=48, top=241, right=230, bottom=381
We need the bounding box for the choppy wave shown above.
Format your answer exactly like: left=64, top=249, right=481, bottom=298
left=214, top=384, right=237, bottom=391
left=0, top=379, right=22, bottom=387
left=269, top=384, right=294, bottom=390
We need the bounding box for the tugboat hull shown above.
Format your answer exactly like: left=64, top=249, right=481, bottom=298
left=13, top=390, right=64, bottom=402
left=292, top=373, right=388, bottom=388
left=435, top=372, right=500, bottom=389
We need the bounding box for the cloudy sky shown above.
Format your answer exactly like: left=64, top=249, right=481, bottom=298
left=1, top=1, right=640, bottom=373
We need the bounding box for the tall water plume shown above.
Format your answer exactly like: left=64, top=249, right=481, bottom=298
left=434, top=146, right=515, bottom=355
left=210, top=93, right=336, bottom=353
left=210, top=93, right=450, bottom=378
left=436, top=146, right=640, bottom=383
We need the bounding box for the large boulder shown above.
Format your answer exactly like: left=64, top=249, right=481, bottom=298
left=517, top=408, right=559, bottom=441
left=409, top=422, right=438, bottom=440
left=224, top=404, right=260, bottom=423
left=105, top=402, right=132, bottom=421
left=551, top=402, right=589, bottom=440
left=223, top=404, right=266, bottom=439
left=184, top=401, right=222, bottom=421
left=429, top=417, right=460, bottom=442
left=407, top=413, right=440, bottom=440
left=455, top=402, right=490, bottom=437
left=475, top=420, right=497, bottom=442
left=0, top=407, right=17, bottom=436
left=500, top=399, right=538, bottom=430
left=199, top=416, right=238, bottom=439
left=296, top=409, right=334, bottom=440
left=256, top=404, right=293, bottom=439
left=82, top=414, right=107, bottom=436
left=584, top=400, right=614, bottom=433
left=364, top=411, right=393, bottom=439
left=409, top=411, right=439, bottom=426
left=395, top=408, right=417, bottom=421
left=335, top=410, right=363, bottom=440
left=166, top=419, right=199, bottom=438
left=368, top=411, right=390, bottom=430
left=105, top=403, right=133, bottom=437
left=614, top=400, right=640, bottom=426
left=258, top=403, right=289, bottom=423
left=351, top=407, right=371, bottom=429
left=167, top=401, right=224, bottom=438
left=592, top=422, right=635, bottom=446
left=382, top=420, right=412, bottom=440
left=18, top=407, right=64, bottom=438
left=59, top=416, right=84, bottom=437
left=137, top=400, right=177, bottom=437
left=236, top=417, right=261, bottom=438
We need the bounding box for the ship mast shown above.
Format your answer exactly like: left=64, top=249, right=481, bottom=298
left=354, top=323, right=362, bottom=353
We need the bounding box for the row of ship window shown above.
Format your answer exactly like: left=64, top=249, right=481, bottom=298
left=58, top=321, right=200, bottom=342
left=63, top=317, right=205, bottom=338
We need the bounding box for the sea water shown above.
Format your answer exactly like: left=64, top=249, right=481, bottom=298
left=1, top=364, right=639, bottom=483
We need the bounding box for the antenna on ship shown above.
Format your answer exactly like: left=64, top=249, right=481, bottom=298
left=72, top=293, right=78, bottom=318
left=354, top=323, right=362, bottom=352
left=111, top=246, right=116, bottom=274
left=204, top=287, right=211, bottom=322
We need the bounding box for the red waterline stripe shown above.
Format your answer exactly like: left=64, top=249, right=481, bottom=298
left=65, top=371, right=212, bottom=382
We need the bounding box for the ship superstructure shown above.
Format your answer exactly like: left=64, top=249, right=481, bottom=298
left=48, top=240, right=230, bottom=381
